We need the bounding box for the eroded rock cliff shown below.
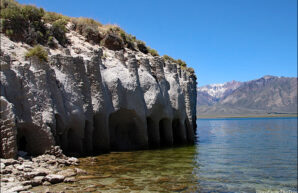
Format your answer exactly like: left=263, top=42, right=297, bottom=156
left=0, top=29, right=197, bottom=158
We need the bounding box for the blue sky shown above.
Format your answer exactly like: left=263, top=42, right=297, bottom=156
left=18, top=0, right=297, bottom=86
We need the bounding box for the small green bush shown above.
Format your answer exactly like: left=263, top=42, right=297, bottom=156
left=51, top=19, right=69, bottom=46
left=177, top=59, right=187, bottom=67
left=43, top=12, right=69, bottom=23
left=0, top=1, right=47, bottom=44
left=1, top=0, right=19, bottom=7
left=21, top=5, right=44, bottom=23
left=1, top=2, right=26, bottom=40
left=136, top=40, right=148, bottom=54
left=148, top=48, right=159, bottom=56
left=72, top=17, right=102, bottom=33
left=118, top=30, right=136, bottom=50
left=187, top=67, right=194, bottom=73
left=163, top=55, right=176, bottom=63
left=47, top=35, right=56, bottom=48
left=83, top=25, right=101, bottom=43
left=72, top=17, right=102, bottom=43
left=22, top=5, right=46, bottom=44
left=25, top=45, right=48, bottom=62
left=43, top=12, right=62, bottom=23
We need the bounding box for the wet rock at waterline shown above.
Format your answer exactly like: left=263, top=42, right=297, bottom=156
left=0, top=34, right=197, bottom=158
left=0, top=147, right=82, bottom=192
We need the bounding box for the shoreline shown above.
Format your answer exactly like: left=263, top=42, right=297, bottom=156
left=0, top=146, right=86, bottom=193
left=197, top=114, right=298, bottom=119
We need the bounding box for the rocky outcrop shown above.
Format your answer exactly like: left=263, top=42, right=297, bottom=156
left=0, top=33, right=197, bottom=158
left=0, top=147, right=82, bottom=192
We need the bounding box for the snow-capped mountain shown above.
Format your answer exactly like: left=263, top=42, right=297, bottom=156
left=197, top=80, right=242, bottom=103
left=197, top=76, right=298, bottom=116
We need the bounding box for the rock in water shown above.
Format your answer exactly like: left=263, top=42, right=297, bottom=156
left=44, top=174, right=65, bottom=184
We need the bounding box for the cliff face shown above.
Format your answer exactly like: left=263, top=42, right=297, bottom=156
left=0, top=33, right=197, bottom=158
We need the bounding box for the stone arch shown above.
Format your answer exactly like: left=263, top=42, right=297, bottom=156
left=54, top=114, right=65, bottom=147
left=16, top=123, right=53, bottom=155
left=63, top=110, right=85, bottom=155
left=59, top=132, right=68, bottom=153
left=93, top=113, right=110, bottom=153
left=17, top=135, right=27, bottom=152
left=109, top=109, right=147, bottom=150
left=83, top=120, right=93, bottom=153
left=67, top=127, right=83, bottom=154
left=159, top=118, right=173, bottom=147
left=146, top=117, right=159, bottom=148
left=172, top=119, right=187, bottom=145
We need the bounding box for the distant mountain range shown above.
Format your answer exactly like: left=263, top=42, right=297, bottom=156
left=197, top=76, right=297, bottom=117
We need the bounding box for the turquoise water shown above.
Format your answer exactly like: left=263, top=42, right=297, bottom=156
left=31, top=117, right=297, bottom=192
left=196, top=117, right=297, bottom=192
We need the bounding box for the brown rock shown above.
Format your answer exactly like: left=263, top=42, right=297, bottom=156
left=43, top=181, right=51, bottom=186
left=74, top=168, right=87, bottom=175
left=31, top=176, right=44, bottom=186
left=64, top=177, right=76, bottom=183
left=44, top=174, right=65, bottom=184
left=1, top=159, right=19, bottom=165
left=57, top=168, right=76, bottom=177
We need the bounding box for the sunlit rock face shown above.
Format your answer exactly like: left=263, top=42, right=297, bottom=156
left=0, top=35, right=197, bottom=158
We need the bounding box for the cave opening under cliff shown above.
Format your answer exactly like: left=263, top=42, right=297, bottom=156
left=109, top=109, right=144, bottom=150
left=83, top=120, right=92, bottom=154
left=172, top=119, right=186, bottom=145
left=67, top=128, right=83, bottom=154
left=159, top=118, right=173, bottom=147
left=93, top=113, right=109, bottom=153
left=54, top=114, right=64, bottom=148
left=17, top=135, right=27, bottom=152
left=16, top=127, right=31, bottom=155
left=146, top=117, right=159, bottom=148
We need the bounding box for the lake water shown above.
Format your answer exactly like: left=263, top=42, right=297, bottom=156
left=195, top=117, right=297, bottom=192
left=32, top=117, right=297, bottom=193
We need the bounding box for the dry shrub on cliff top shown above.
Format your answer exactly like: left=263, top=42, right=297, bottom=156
left=163, top=55, right=187, bottom=67
left=163, top=55, right=196, bottom=77
left=71, top=17, right=103, bottom=44
left=25, top=45, right=48, bottom=62
left=1, top=0, right=195, bottom=75
left=1, top=0, right=69, bottom=47
left=119, top=29, right=137, bottom=50
left=136, top=40, right=148, bottom=54
left=148, top=48, right=159, bottom=56
left=50, top=19, right=69, bottom=46
left=43, top=11, right=70, bottom=23
left=163, top=55, right=176, bottom=63
left=177, top=59, right=187, bottom=67
left=1, top=0, right=46, bottom=44
left=187, top=67, right=195, bottom=74
left=101, top=24, right=120, bottom=33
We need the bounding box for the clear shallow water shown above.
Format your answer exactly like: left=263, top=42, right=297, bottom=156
left=32, top=117, right=297, bottom=193
left=195, top=117, right=297, bottom=192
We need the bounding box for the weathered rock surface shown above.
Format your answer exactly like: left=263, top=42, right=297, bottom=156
left=0, top=30, right=197, bottom=158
